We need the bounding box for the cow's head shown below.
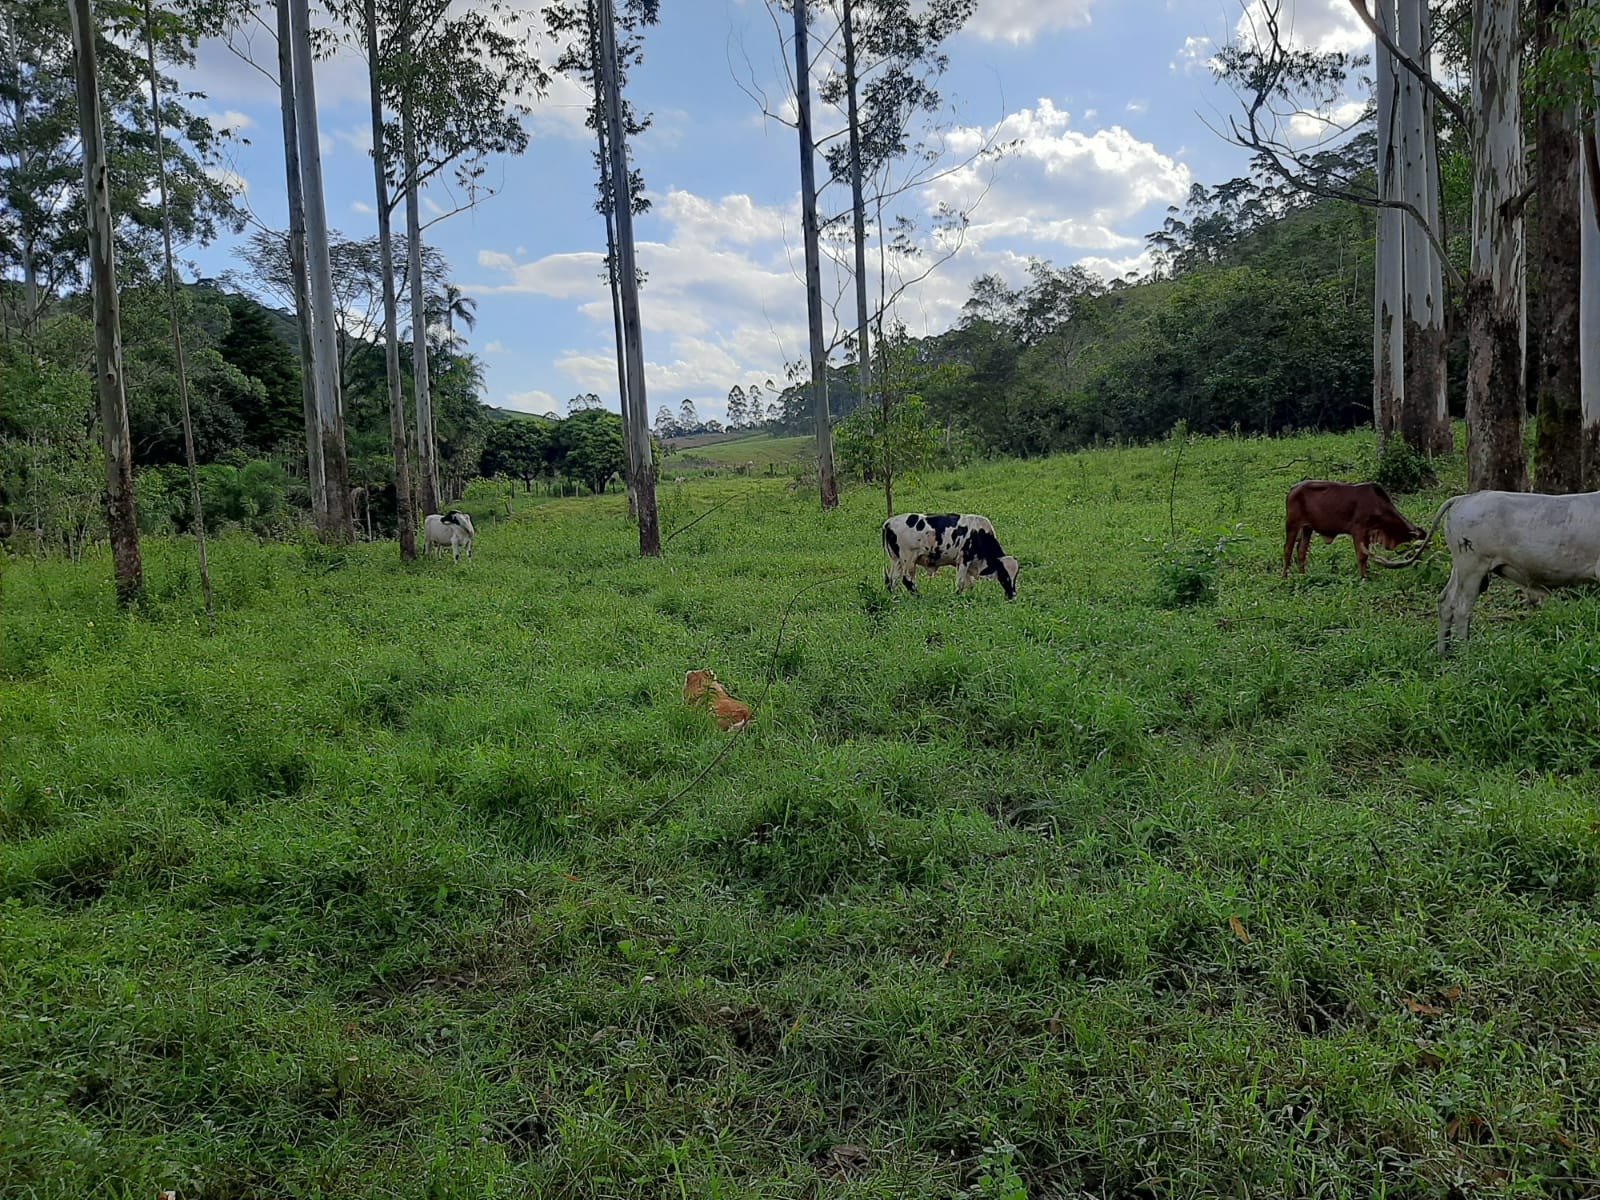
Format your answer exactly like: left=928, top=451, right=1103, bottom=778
left=1375, top=513, right=1423, bottom=550
left=995, top=555, right=1020, bottom=600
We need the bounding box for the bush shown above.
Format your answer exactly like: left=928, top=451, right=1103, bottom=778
left=1149, top=524, right=1249, bottom=609
left=1373, top=439, right=1437, bottom=494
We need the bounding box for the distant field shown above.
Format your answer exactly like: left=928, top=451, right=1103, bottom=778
left=664, top=432, right=813, bottom=470
left=5, top=430, right=1600, bottom=1197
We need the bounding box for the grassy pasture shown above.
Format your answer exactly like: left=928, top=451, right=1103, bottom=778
left=3, top=430, right=1600, bottom=1199
left=664, top=433, right=814, bottom=472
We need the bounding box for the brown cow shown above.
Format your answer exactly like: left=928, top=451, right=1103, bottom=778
left=1283, top=480, right=1423, bottom=579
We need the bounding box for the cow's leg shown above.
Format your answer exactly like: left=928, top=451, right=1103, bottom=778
left=1282, top=524, right=1296, bottom=577
left=1354, top=535, right=1370, bottom=580
left=1452, top=574, right=1486, bottom=650
left=1436, top=573, right=1458, bottom=656
left=1296, top=529, right=1312, bottom=574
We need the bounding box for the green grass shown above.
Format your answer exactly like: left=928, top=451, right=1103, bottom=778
left=4, top=429, right=1600, bottom=1199
left=664, top=433, right=814, bottom=472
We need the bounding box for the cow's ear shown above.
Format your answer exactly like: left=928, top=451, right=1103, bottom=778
left=1002, top=556, right=1019, bottom=577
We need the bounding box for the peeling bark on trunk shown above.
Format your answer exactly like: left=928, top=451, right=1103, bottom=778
left=1397, top=0, right=1450, bottom=456
left=1581, top=114, right=1600, bottom=487
left=275, top=0, right=323, bottom=512
left=67, top=0, right=142, bottom=604
left=290, top=0, right=354, bottom=539
left=1373, top=0, right=1404, bottom=448
left=792, top=0, right=838, bottom=510
left=595, top=0, right=659, bottom=555
left=364, top=0, right=416, bottom=561
left=401, top=79, right=439, bottom=518
left=1466, top=0, right=1527, bottom=492
left=1533, top=0, right=1583, bottom=493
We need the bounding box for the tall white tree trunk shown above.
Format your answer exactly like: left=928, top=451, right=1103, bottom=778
left=289, top=0, right=354, bottom=538
left=1466, top=0, right=1527, bottom=492
left=143, top=0, right=214, bottom=630
left=840, top=0, right=878, bottom=512
left=587, top=0, right=637, bottom=521
left=792, top=0, right=838, bottom=510
left=67, top=0, right=142, bottom=603
left=1581, top=109, right=1600, bottom=487
left=401, top=77, right=440, bottom=518
left=275, top=0, right=322, bottom=509
left=1396, top=0, right=1450, bottom=455
left=364, top=0, right=416, bottom=560
left=595, top=0, right=659, bottom=554
left=1372, top=0, right=1404, bottom=448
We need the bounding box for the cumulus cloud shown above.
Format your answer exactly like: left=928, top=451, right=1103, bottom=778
left=1234, top=0, right=1366, bottom=55
left=930, top=99, right=1191, bottom=252
left=484, top=339, right=507, bottom=353
left=1125, top=99, right=1149, bottom=115
left=469, top=101, right=1191, bottom=420
left=965, top=0, right=1095, bottom=45
left=351, top=201, right=375, bottom=216
left=1170, top=35, right=1215, bottom=73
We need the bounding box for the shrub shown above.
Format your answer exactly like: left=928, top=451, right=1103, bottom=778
left=1149, top=524, right=1249, bottom=609
left=1373, top=439, right=1437, bottom=494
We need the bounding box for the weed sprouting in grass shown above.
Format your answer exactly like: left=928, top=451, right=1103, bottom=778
left=1148, top=523, right=1250, bottom=608
left=4, top=430, right=1600, bottom=1195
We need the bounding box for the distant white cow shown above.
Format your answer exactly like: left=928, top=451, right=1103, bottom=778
left=423, top=511, right=476, bottom=563
left=1381, top=490, right=1600, bottom=654
left=882, top=512, right=1019, bottom=600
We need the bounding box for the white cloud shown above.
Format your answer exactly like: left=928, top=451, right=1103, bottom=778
left=1287, top=98, right=1368, bottom=142
left=1125, top=99, right=1148, bottom=115
left=502, top=389, right=556, bottom=414
left=351, top=201, right=375, bottom=215
left=205, top=166, right=248, bottom=196
left=930, top=99, right=1191, bottom=252
left=1234, top=0, right=1366, bottom=56
left=484, top=340, right=507, bottom=353
left=966, top=0, right=1095, bottom=45
left=1170, top=36, right=1215, bottom=74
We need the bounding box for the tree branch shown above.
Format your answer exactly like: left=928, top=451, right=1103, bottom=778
left=1346, top=0, right=1468, bottom=126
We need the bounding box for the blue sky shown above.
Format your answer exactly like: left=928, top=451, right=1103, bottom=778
left=179, top=0, right=1367, bottom=423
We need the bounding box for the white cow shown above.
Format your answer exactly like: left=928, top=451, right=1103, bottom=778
left=882, top=512, right=1019, bottom=600
left=423, top=511, right=476, bottom=563
left=1381, top=490, right=1600, bottom=654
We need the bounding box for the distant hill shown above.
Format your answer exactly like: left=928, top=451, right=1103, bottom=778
left=485, top=407, right=555, bottom=423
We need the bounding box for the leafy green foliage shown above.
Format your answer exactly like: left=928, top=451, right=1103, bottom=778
left=1374, top=437, right=1438, bottom=494
left=1148, top=524, right=1250, bottom=609
left=0, top=342, right=99, bottom=551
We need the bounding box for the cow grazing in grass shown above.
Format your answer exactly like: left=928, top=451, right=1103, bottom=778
left=424, top=511, right=476, bottom=563
left=1282, top=480, right=1423, bottom=579
left=1380, top=490, right=1600, bottom=655
left=882, top=513, right=1019, bottom=600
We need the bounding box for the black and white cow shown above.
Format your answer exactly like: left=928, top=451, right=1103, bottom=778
left=423, top=510, right=476, bottom=563
left=881, top=512, right=1019, bottom=600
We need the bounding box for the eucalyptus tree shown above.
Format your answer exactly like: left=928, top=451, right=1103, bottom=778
left=346, top=0, right=415, bottom=559
left=1, top=0, right=237, bottom=337
left=543, top=0, right=658, bottom=520
left=285, top=0, right=355, bottom=539
left=1531, top=0, right=1586, bottom=492
left=66, top=0, right=141, bottom=602
left=141, top=0, right=214, bottom=625
left=1464, top=0, right=1526, bottom=491
left=381, top=0, right=541, bottom=517
left=1217, top=0, right=1460, bottom=460
left=791, top=0, right=838, bottom=509
left=593, top=0, right=660, bottom=552
left=815, top=0, right=976, bottom=514
left=1585, top=42, right=1600, bottom=486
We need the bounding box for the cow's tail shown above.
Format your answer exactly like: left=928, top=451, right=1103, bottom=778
left=1374, top=496, right=1455, bottom=569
